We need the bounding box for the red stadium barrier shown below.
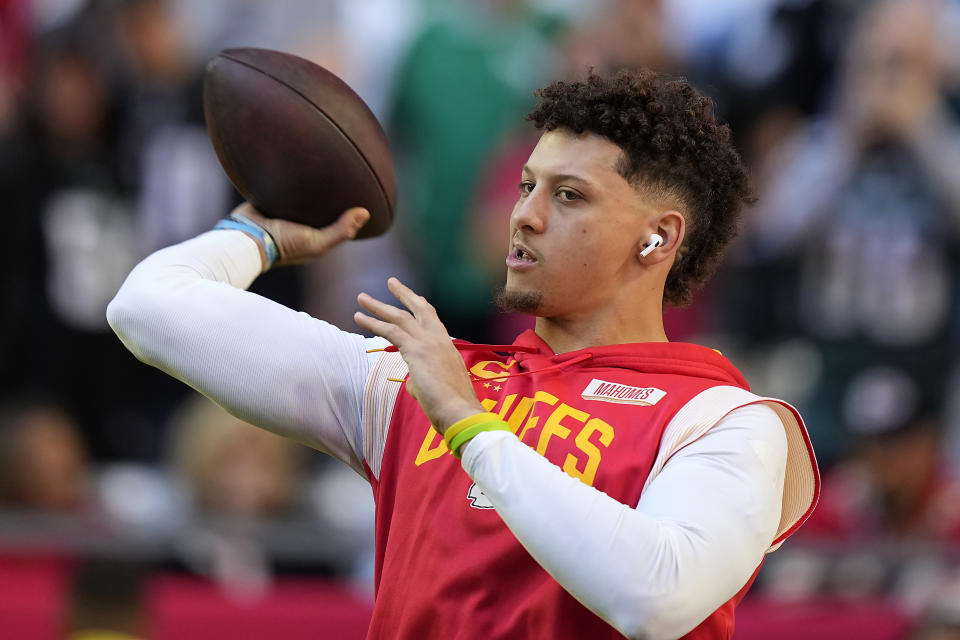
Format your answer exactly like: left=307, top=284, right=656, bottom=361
left=147, top=574, right=373, bottom=640
left=733, top=596, right=914, bottom=640
left=0, top=554, right=372, bottom=639
left=0, top=555, right=71, bottom=640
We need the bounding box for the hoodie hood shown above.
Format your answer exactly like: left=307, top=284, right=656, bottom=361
left=504, top=330, right=750, bottom=389
left=378, top=329, right=750, bottom=389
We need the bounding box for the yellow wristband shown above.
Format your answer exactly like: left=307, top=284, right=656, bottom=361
left=448, top=421, right=512, bottom=458
left=443, top=412, right=500, bottom=444
left=443, top=412, right=511, bottom=459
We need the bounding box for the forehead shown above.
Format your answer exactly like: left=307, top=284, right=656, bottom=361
left=525, top=129, right=629, bottom=187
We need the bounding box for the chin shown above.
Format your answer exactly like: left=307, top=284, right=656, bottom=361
left=495, top=284, right=544, bottom=314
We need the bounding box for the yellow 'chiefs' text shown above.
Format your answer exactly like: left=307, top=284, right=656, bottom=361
left=414, top=390, right=615, bottom=486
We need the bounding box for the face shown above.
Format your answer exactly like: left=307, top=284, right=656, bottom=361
left=861, top=424, right=938, bottom=499
left=202, top=424, right=295, bottom=518
left=16, top=408, right=88, bottom=511
left=501, top=129, right=653, bottom=317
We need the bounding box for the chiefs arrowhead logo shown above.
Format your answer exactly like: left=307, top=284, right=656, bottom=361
left=467, top=482, right=494, bottom=509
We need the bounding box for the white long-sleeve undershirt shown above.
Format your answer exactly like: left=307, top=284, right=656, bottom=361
left=107, top=230, right=788, bottom=640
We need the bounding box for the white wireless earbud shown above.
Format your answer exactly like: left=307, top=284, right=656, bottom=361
left=639, top=233, right=663, bottom=258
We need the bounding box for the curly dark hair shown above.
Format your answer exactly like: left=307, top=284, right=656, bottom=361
left=525, top=69, right=753, bottom=307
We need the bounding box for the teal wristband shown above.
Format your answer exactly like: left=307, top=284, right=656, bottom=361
left=214, top=213, right=279, bottom=268
left=448, top=420, right=512, bottom=459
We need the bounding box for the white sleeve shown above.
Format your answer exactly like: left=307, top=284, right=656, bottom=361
left=460, top=403, right=788, bottom=640
left=106, top=229, right=388, bottom=475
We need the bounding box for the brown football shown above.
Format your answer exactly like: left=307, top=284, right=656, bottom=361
left=203, top=48, right=396, bottom=238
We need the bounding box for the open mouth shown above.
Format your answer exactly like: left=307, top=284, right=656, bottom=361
left=512, top=247, right=537, bottom=263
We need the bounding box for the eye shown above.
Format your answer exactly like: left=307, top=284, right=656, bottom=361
left=556, top=188, right=581, bottom=202
left=518, top=181, right=534, bottom=196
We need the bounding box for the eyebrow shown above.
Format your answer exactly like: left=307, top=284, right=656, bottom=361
left=521, top=165, right=595, bottom=188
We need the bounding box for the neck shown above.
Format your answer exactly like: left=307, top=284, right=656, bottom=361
left=534, top=299, right=668, bottom=353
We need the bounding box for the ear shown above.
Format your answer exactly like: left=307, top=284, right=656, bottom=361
left=636, top=210, right=685, bottom=264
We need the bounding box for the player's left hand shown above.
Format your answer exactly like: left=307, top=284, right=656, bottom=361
left=354, top=278, right=485, bottom=434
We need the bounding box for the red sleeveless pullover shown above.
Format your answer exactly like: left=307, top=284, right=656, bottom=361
left=364, top=330, right=811, bottom=639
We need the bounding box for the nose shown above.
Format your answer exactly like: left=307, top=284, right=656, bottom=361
left=510, top=188, right=547, bottom=234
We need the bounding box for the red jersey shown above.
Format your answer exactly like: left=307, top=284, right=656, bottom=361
left=363, top=330, right=817, bottom=639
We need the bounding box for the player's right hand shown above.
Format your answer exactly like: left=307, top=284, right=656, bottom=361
left=230, top=202, right=370, bottom=269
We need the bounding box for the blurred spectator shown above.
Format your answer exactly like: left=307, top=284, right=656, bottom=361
left=174, top=0, right=342, bottom=68
left=558, top=0, right=675, bottom=78
left=111, top=0, right=231, bottom=254
left=681, top=0, right=851, bottom=146
left=167, top=395, right=302, bottom=521
left=113, top=0, right=314, bottom=384
left=2, top=24, right=189, bottom=460
left=803, top=367, right=960, bottom=542
left=739, top=0, right=960, bottom=463
left=30, top=38, right=129, bottom=332
left=911, top=572, right=960, bottom=639
left=751, top=366, right=960, bottom=635
left=0, top=400, right=92, bottom=513
left=165, top=394, right=307, bottom=597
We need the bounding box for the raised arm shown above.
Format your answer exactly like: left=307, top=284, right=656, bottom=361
left=107, top=206, right=382, bottom=474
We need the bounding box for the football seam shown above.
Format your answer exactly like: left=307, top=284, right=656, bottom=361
left=220, top=52, right=394, bottom=223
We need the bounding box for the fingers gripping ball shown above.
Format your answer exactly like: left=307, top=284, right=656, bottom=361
left=203, top=48, right=396, bottom=238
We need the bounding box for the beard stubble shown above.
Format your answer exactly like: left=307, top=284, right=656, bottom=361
left=494, top=285, right=544, bottom=314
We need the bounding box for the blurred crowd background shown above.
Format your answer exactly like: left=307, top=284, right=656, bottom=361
left=2, top=0, right=960, bottom=638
